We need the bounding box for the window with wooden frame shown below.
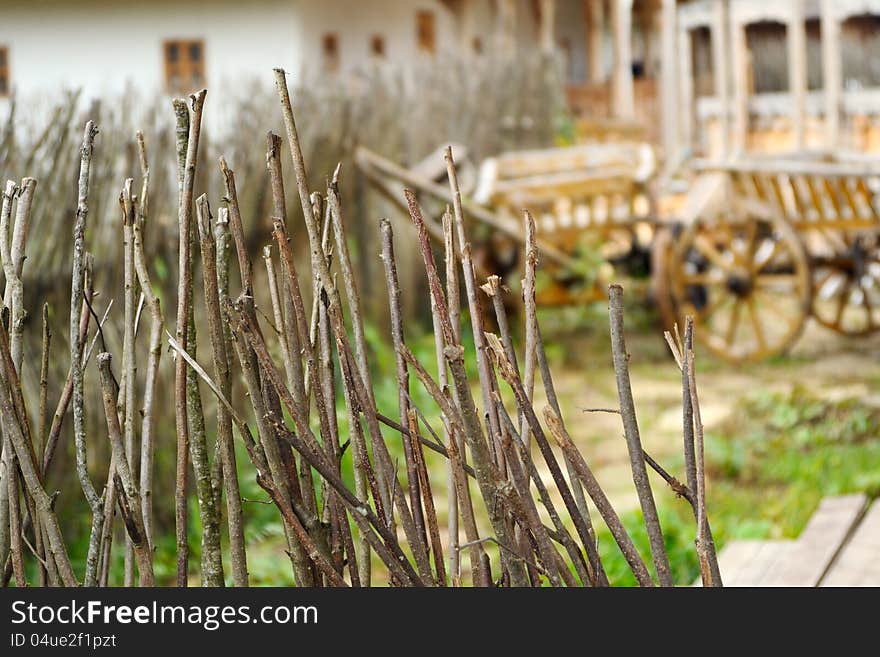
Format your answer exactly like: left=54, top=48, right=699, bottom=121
left=0, top=47, right=9, bottom=97
left=322, top=33, right=340, bottom=72
left=163, top=39, right=205, bottom=93
left=416, top=10, right=436, bottom=54
left=370, top=34, right=386, bottom=58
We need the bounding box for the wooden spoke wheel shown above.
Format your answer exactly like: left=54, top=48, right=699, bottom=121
left=811, top=230, right=880, bottom=335
left=670, top=214, right=812, bottom=363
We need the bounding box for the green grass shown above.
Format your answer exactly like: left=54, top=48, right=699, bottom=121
left=597, top=385, right=880, bottom=586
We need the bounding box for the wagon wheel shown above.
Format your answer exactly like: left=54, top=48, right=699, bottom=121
left=670, top=213, right=812, bottom=363
left=811, top=230, right=880, bottom=335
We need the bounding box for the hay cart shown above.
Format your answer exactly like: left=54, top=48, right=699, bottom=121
left=662, top=159, right=880, bottom=362
left=356, top=145, right=880, bottom=363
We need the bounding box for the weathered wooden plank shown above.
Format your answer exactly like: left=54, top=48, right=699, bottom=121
left=820, top=501, right=880, bottom=587
left=760, top=494, right=867, bottom=587
left=694, top=159, right=880, bottom=178
left=727, top=540, right=796, bottom=587
left=692, top=539, right=795, bottom=587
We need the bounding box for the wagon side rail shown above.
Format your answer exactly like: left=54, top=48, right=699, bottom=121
left=354, top=145, right=578, bottom=272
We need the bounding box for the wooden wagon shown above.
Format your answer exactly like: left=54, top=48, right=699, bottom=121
left=356, top=144, right=880, bottom=363
left=356, top=141, right=659, bottom=304
left=660, top=159, right=880, bottom=362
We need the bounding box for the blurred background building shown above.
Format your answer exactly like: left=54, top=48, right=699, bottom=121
left=3, top=1, right=880, bottom=160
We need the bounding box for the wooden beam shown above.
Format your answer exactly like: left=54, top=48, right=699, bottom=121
left=731, top=19, right=749, bottom=153
left=611, top=0, right=635, bottom=120
left=539, top=0, right=556, bottom=54
left=789, top=0, right=807, bottom=150
left=585, top=0, right=605, bottom=84
left=497, top=0, right=517, bottom=58
left=821, top=0, right=841, bottom=151
left=660, top=0, right=678, bottom=160
left=678, top=27, right=694, bottom=150
left=459, top=0, right=476, bottom=52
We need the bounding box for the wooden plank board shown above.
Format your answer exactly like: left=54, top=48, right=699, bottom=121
left=820, top=502, right=880, bottom=587
left=759, top=494, right=867, bottom=587
left=725, top=540, right=796, bottom=587
left=692, top=539, right=794, bottom=587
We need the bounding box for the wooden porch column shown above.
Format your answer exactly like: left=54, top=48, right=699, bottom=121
left=660, top=0, right=679, bottom=159
left=789, top=0, right=807, bottom=150
left=460, top=0, right=476, bottom=52
left=497, top=0, right=517, bottom=58
left=731, top=19, right=749, bottom=153
left=586, top=0, right=606, bottom=83
left=678, top=26, right=694, bottom=150
left=713, top=0, right=731, bottom=157
left=539, top=0, right=556, bottom=54
left=612, top=0, right=635, bottom=120
left=821, top=0, right=841, bottom=151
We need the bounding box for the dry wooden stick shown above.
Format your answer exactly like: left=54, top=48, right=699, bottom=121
left=198, top=195, right=248, bottom=587
left=270, top=221, right=348, bottom=583
left=96, top=353, right=154, bottom=586
left=279, top=82, right=404, bottom=523
left=36, top=304, right=49, bottom=464
left=0, top=174, right=38, bottom=587
left=7, top=461, right=24, bottom=586
left=0, top=329, right=76, bottom=585
left=327, top=175, right=377, bottom=438
left=96, top=450, right=119, bottom=588
left=495, top=404, right=592, bottom=586
left=274, top=71, right=405, bottom=533
left=375, top=413, right=476, bottom=478
left=71, top=120, right=104, bottom=587
left=218, top=157, right=253, bottom=298
left=406, top=189, right=526, bottom=585
left=406, top=408, right=446, bottom=586
left=172, top=97, right=192, bottom=586
left=183, top=193, right=223, bottom=588
left=670, top=323, right=698, bottom=500
left=541, top=407, right=654, bottom=586
left=684, top=322, right=722, bottom=587
left=379, top=219, right=428, bottom=558
left=493, top=400, right=569, bottom=587
left=0, top=180, right=16, bottom=572
left=221, top=313, right=316, bottom=587
left=308, top=203, right=356, bottom=584
left=120, top=179, right=138, bottom=586
left=264, top=134, right=301, bottom=403
left=6, top=176, right=36, bottom=372
left=228, top=294, right=432, bottom=585
left=275, top=78, right=426, bottom=580
left=520, top=211, right=539, bottom=446
left=519, top=214, right=596, bottom=548
left=534, top=317, right=596, bottom=552
left=168, top=331, right=423, bottom=587
left=130, top=178, right=162, bottom=554
left=608, top=284, right=672, bottom=587
left=34, top=304, right=50, bottom=586
left=482, top=275, right=542, bottom=583
left=485, top=333, right=607, bottom=587
left=167, top=335, right=342, bottom=589
left=265, top=134, right=318, bottom=523
left=41, top=260, right=94, bottom=477
left=443, top=149, right=506, bottom=471
left=440, top=209, right=464, bottom=583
